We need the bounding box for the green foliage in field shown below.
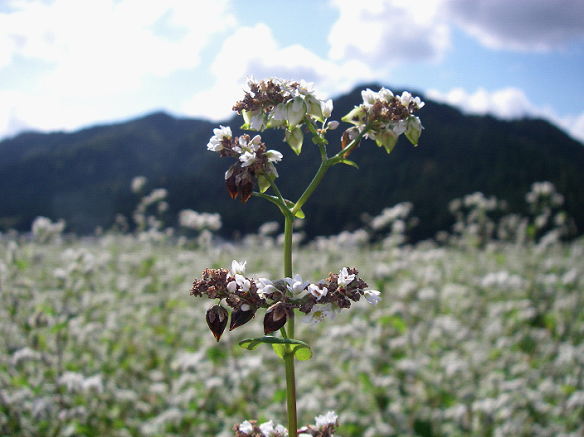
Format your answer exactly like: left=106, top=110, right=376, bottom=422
left=1, top=231, right=583, bottom=436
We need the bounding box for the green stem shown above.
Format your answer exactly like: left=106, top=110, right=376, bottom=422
left=284, top=349, right=297, bottom=435
left=291, top=160, right=330, bottom=216
left=291, top=127, right=369, bottom=216
left=277, top=125, right=370, bottom=435
left=282, top=213, right=297, bottom=434
left=283, top=214, right=293, bottom=278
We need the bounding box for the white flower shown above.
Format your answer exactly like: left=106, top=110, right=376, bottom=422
left=259, top=420, right=288, bottom=436
left=302, top=303, right=337, bottom=324
left=230, top=260, right=247, bottom=276
left=265, top=150, right=283, bottom=163
left=315, top=410, right=338, bottom=427
left=228, top=274, right=251, bottom=293
left=250, top=135, right=262, bottom=147
left=256, top=277, right=278, bottom=299
left=239, top=151, right=257, bottom=167
left=321, top=99, right=333, bottom=118
left=361, top=88, right=377, bottom=106
left=207, top=125, right=232, bottom=152
left=307, top=283, right=328, bottom=301
left=238, top=421, right=254, bottom=434
left=378, top=87, right=394, bottom=101
left=284, top=274, right=309, bottom=298
left=398, top=91, right=412, bottom=106
left=398, top=91, right=424, bottom=109
left=296, top=79, right=315, bottom=96
left=364, top=289, right=381, bottom=305
left=337, top=267, right=355, bottom=287
left=413, top=95, right=425, bottom=108
left=82, top=374, right=103, bottom=393
left=286, top=97, right=307, bottom=127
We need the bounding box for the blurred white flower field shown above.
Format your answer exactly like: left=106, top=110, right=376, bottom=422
left=1, top=184, right=583, bottom=436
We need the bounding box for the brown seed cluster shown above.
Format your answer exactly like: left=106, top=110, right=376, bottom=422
left=232, top=79, right=294, bottom=114
left=218, top=134, right=277, bottom=203
left=370, top=97, right=412, bottom=123
left=190, top=266, right=370, bottom=341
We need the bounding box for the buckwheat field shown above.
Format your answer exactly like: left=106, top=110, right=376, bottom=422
left=1, top=182, right=582, bottom=437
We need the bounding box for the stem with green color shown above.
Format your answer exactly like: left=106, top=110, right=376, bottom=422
left=291, top=128, right=369, bottom=216
left=269, top=124, right=369, bottom=435
left=282, top=212, right=297, bottom=434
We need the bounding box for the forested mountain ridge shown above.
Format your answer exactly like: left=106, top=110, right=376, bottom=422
left=1, top=84, right=583, bottom=240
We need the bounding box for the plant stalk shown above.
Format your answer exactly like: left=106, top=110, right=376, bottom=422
left=282, top=213, right=297, bottom=434
left=284, top=348, right=297, bottom=435
left=278, top=127, right=369, bottom=435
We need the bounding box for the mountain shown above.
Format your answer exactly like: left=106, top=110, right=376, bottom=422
left=1, top=85, right=583, bottom=240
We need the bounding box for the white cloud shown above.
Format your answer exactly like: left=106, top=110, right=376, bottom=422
left=427, top=87, right=584, bottom=143
left=328, top=0, right=450, bottom=65
left=444, top=0, right=584, bottom=51
left=327, top=0, right=584, bottom=58
left=0, top=0, right=236, bottom=136
left=182, top=23, right=376, bottom=121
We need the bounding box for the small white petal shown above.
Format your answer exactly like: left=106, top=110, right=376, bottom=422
left=266, top=149, right=283, bottom=163
left=364, top=289, right=381, bottom=305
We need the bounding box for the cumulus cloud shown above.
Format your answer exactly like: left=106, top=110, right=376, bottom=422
left=444, top=0, right=584, bottom=51
left=327, top=0, right=584, bottom=57
left=328, top=0, right=450, bottom=65
left=182, top=23, right=376, bottom=121
left=0, top=0, right=235, bottom=136
left=427, top=87, right=584, bottom=142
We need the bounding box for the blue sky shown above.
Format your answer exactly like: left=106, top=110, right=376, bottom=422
left=1, top=0, right=583, bottom=142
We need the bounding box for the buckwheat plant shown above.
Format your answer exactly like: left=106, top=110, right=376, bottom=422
left=190, top=78, right=424, bottom=435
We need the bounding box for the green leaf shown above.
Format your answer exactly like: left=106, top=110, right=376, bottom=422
left=285, top=127, right=304, bottom=155
left=341, top=106, right=366, bottom=125
left=311, top=135, right=328, bottom=146
left=294, top=209, right=305, bottom=219
left=375, top=130, right=398, bottom=153
left=272, top=343, right=312, bottom=361
left=379, top=315, right=407, bottom=333
left=240, top=110, right=251, bottom=130
left=405, top=115, right=422, bottom=146
left=239, top=336, right=312, bottom=361
left=283, top=200, right=305, bottom=219
left=339, top=159, right=359, bottom=169
left=258, top=175, right=271, bottom=193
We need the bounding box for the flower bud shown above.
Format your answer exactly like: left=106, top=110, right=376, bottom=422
left=206, top=305, right=229, bottom=342
left=286, top=97, right=307, bottom=127
left=230, top=307, right=256, bottom=331
left=327, top=120, right=339, bottom=130
left=263, top=302, right=289, bottom=334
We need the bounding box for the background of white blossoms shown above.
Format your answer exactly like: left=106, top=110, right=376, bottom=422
left=1, top=189, right=583, bottom=436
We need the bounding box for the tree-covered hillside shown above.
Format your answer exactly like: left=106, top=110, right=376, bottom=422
left=0, top=84, right=583, bottom=239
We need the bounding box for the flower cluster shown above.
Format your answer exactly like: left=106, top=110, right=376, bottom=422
left=235, top=411, right=337, bottom=437
left=178, top=209, right=222, bottom=231
left=232, top=78, right=333, bottom=155
left=342, top=87, right=424, bottom=153
left=207, top=126, right=283, bottom=202
left=233, top=78, right=333, bottom=131
left=234, top=419, right=288, bottom=437
left=190, top=261, right=380, bottom=341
